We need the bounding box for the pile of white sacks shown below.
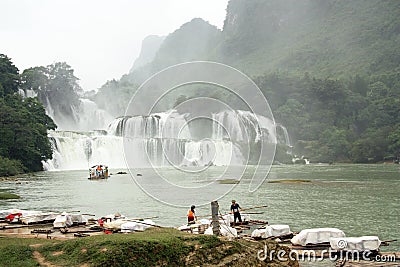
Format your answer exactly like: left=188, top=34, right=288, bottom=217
left=178, top=214, right=252, bottom=238
left=251, top=225, right=381, bottom=251
left=102, top=215, right=156, bottom=232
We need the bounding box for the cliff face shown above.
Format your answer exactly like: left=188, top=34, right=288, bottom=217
left=148, top=18, right=222, bottom=72
left=124, top=18, right=221, bottom=85
left=130, top=35, right=165, bottom=72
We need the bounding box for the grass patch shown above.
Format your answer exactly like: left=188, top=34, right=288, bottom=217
left=0, top=228, right=298, bottom=266
left=268, top=179, right=311, bottom=184
left=0, top=237, right=56, bottom=267
left=37, top=228, right=231, bottom=266
left=40, top=238, right=190, bottom=266
left=217, top=179, right=240, bottom=184
left=0, top=192, right=20, bottom=199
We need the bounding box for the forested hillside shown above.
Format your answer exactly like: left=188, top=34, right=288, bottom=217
left=221, top=0, right=400, bottom=77
left=223, top=0, right=400, bottom=162
left=0, top=54, right=56, bottom=175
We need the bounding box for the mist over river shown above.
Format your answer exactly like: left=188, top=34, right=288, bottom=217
left=1, top=164, right=399, bottom=252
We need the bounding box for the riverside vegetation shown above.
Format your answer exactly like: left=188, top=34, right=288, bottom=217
left=0, top=54, right=56, bottom=176
left=0, top=228, right=298, bottom=267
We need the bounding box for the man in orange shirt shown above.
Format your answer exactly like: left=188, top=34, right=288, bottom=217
left=187, top=205, right=196, bottom=224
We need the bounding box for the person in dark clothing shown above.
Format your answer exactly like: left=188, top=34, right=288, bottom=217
left=230, top=200, right=242, bottom=225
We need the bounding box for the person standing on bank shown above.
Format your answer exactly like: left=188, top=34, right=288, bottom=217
left=187, top=205, right=196, bottom=224
left=230, top=200, right=242, bottom=226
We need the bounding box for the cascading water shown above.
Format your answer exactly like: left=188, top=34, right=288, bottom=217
left=107, top=110, right=191, bottom=139
left=43, top=131, right=125, bottom=170
left=276, top=123, right=293, bottom=154
left=77, top=99, right=114, bottom=131
left=41, top=97, right=114, bottom=131
left=43, top=109, right=284, bottom=170
left=212, top=110, right=276, bottom=143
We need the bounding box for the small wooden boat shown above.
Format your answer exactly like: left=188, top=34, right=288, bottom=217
left=88, top=165, right=109, bottom=179
left=21, top=213, right=58, bottom=225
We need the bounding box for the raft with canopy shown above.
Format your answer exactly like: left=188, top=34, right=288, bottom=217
left=88, top=165, right=109, bottom=179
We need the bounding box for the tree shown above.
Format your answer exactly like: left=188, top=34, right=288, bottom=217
left=0, top=54, right=20, bottom=96
left=0, top=95, right=56, bottom=171
left=388, top=124, right=400, bottom=160
left=20, top=66, right=48, bottom=94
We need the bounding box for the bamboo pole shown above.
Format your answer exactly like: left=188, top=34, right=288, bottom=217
left=193, top=204, right=268, bottom=218
left=125, top=219, right=162, bottom=228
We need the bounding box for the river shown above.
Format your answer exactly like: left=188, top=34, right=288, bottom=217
left=1, top=164, right=399, bottom=254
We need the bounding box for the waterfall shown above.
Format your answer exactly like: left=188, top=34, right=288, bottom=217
left=77, top=99, right=114, bottom=131
left=19, top=89, right=38, bottom=98
left=41, top=97, right=114, bottom=131
left=43, top=131, right=125, bottom=170
left=107, top=110, right=191, bottom=139
left=43, top=109, right=282, bottom=170
left=212, top=110, right=276, bottom=143
left=276, top=123, right=293, bottom=155
left=276, top=123, right=291, bottom=147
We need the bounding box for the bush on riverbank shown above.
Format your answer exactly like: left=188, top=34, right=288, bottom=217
left=0, top=156, right=25, bottom=177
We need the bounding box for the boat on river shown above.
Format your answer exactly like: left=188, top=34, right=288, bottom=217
left=0, top=209, right=58, bottom=224
left=88, top=165, right=109, bottom=179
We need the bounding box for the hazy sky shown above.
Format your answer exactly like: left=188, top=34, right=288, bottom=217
left=1, top=0, right=229, bottom=91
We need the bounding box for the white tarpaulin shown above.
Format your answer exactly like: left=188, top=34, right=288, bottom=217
left=330, top=236, right=381, bottom=251
left=204, top=224, right=237, bottom=237
left=121, top=220, right=155, bottom=232
left=71, top=214, right=88, bottom=225
left=291, top=228, right=345, bottom=246
left=103, top=219, right=129, bottom=230
left=251, top=225, right=292, bottom=239
left=53, top=212, right=73, bottom=228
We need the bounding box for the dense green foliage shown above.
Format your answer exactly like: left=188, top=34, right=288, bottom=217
left=0, top=155, right=25, bottom=176
left=93, top=0, right=400, bottom=163
left=94, top=78, right=137, bottom=117
left=222, top=0, right=400, bottom=78
left=0, top=55, right=20, bottom=96
left=0, top=54, right=56, bottom=174
left=255, top=73, right=400, bottom=163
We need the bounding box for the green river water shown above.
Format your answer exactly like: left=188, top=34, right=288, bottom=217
left=1, top=164, right=399, bottom=257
